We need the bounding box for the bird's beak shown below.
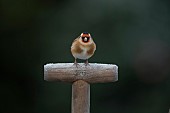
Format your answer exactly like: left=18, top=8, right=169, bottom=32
left=84, top=37, right=88, bottom=41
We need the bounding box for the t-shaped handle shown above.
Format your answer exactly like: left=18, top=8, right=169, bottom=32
left=44, top=63, right=118, bottom=113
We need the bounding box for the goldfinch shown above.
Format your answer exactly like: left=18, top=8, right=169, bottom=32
left=71, top=32, right=96, bottom=66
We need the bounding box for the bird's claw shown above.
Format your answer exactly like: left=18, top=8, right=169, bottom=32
left=84, top=60, right=90, bottom=66
left=73, top=63, right=80, bottom=68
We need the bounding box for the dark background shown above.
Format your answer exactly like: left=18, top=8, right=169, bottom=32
left=1, top=0, right=170, bottom=113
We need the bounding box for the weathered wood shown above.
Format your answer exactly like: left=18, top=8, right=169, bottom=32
left=72, top=80, right=90, bottom=113
left=44, top=63, right=118, bottom=113
left=44, top=63, right=118, bottom=83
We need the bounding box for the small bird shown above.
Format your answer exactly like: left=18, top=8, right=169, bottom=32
left=71, top=32, right=96, bottom=66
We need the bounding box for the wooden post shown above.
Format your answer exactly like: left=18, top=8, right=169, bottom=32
left=44, top=63, right=118, bottom=113
left=72, top=80, right=90, bottom=113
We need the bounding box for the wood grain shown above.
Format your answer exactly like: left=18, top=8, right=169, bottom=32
left=72, top=80, right=90, bottom=113
left=44, top=63, right=118, bottom=113
left=44, top=63, right=118, bottom=83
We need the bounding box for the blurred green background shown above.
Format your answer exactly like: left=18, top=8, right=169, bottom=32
left=1, top=0, right=170, bottom=113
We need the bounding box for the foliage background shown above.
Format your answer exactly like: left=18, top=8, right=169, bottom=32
left=1, top=0, right=170, bottom=113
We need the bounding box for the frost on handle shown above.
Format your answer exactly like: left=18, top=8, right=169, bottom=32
left=44, top=63, right=118, bottom=83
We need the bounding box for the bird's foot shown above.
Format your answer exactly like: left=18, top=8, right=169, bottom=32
left=73, top=59, right=79, bottom=68
left=73, top=62, right=80, bottom=68
left=84, top=60, right=90, bottom=66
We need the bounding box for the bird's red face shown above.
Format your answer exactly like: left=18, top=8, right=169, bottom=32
left=80, top=33, right=91, bottom=43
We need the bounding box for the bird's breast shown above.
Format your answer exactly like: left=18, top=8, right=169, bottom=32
left=72, top=46, right=88, bottom=60
left=71, top=40, right=95, bottom=60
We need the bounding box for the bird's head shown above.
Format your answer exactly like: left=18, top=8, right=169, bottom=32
left=79, top=32, right=93, bottom=44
